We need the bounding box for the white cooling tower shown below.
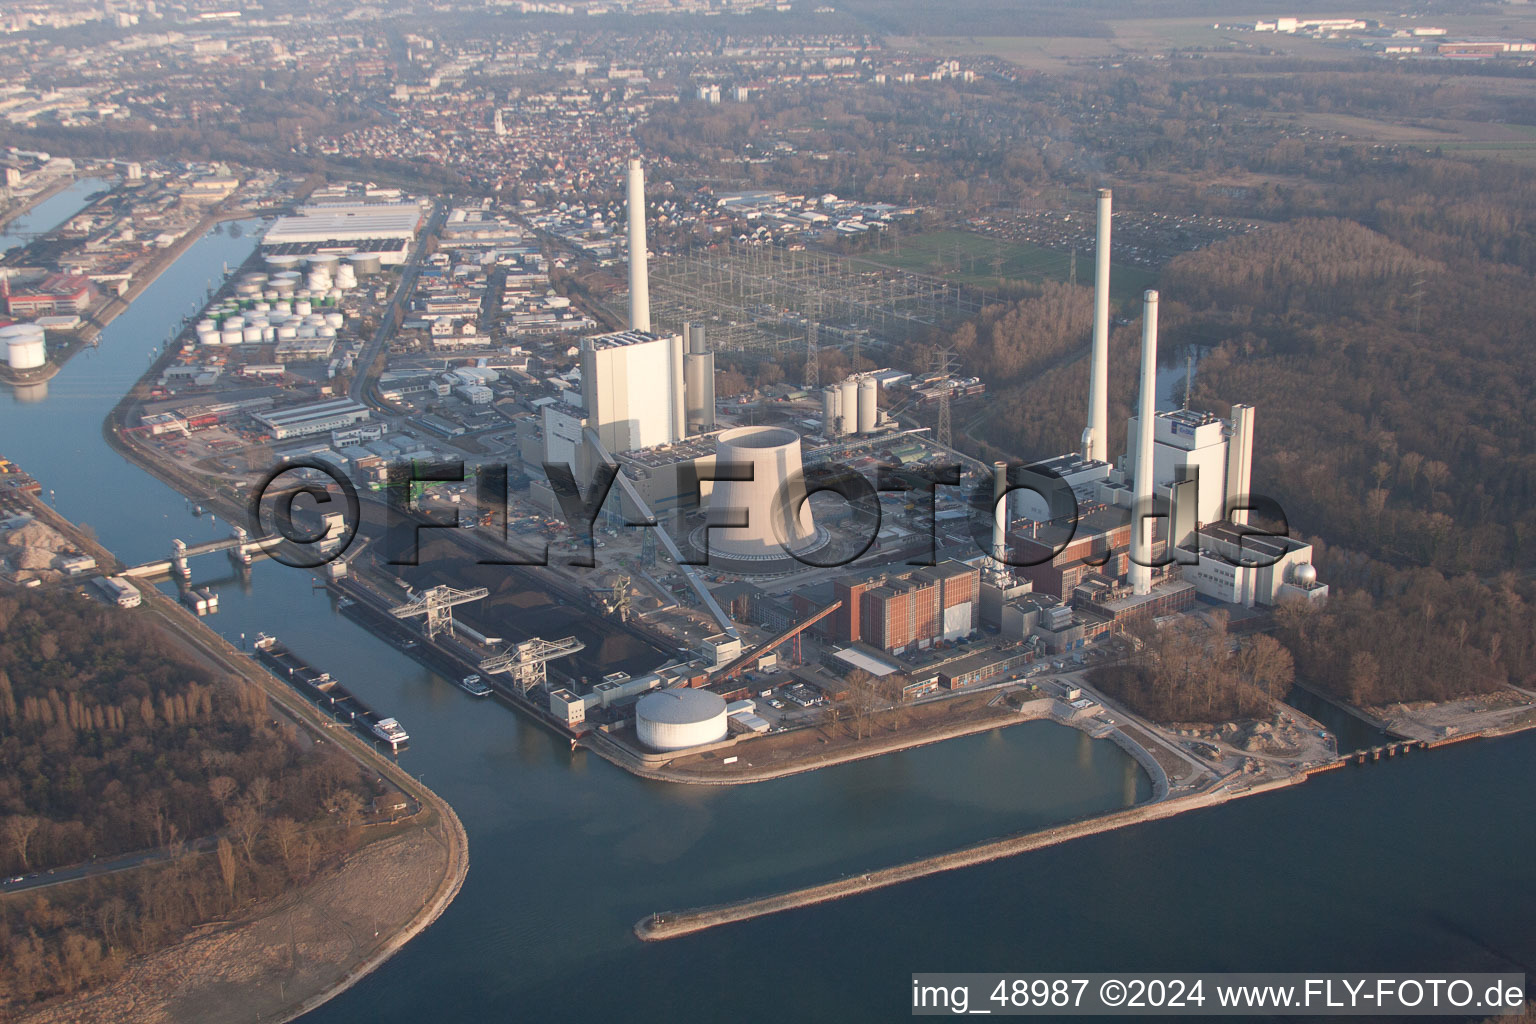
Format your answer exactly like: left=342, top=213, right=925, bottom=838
left=856, top=376, right=878, bottom=434
left=708, top=426, right=817, bottom=561
left=1129, top=289, right=1159, bottom=596
left=626, top=157, right=651, bottom=333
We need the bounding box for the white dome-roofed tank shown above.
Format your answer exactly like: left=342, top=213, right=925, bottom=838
left=635, top=688, right=728, bottom=751
left=1292, top=563, right=1318, bottom=587
left=265, top=253, right=302, bottom=271
left=3, top=324, right=47, bottom=370
left=708, top=426, right=817, bottom=561
left=346, top=252, right=382, bottom=275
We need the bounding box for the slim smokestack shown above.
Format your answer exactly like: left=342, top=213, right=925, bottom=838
left=1084, top=188, right=1112, bottom=464
left=626, top=157, right=651, bottom=333
left=1129, top=289, right=1159, bottom=596
left=992, top=460, right=1009, bottom=567
left=1226, top=403, right=1255, bottom=526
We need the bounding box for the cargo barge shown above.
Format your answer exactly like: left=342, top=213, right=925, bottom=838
left=252, top=633, right=409, bottom=749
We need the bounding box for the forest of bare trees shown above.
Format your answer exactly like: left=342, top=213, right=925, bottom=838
left=0, top=592, right=381, bottom=1012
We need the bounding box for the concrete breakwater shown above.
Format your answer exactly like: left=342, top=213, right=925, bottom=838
left=635, top=774, right=1303, bottom=942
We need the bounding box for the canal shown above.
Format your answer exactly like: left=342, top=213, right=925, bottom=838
left=0, top=176, right=115, bottom=254
left=2, top=222, right=1532, bottom=1022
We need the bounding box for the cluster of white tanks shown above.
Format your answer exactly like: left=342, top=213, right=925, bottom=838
left=192, top=249, right=379, bottom=348
left=1, top=323, right=47, bottom=371
left=821, top=373, right=879, bottom=437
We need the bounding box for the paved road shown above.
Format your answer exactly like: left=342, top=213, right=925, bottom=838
left=350, top=199, right=447, bottom=408
left=1, top=835, right=220, bottom=896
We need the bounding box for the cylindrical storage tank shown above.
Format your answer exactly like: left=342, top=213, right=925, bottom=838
left=324, top=312, right=344, bottom=329
left=273, top=270, right=301, bottom=283
left=197, top=329, right=219, bottom=346
left=262, top=288, right=278, bottom=301
left=2, top=324, right=47, bottom=370
left=266, top=253, right=302, bottom=272
left=683, top=351, right=715, bottom=434
left=347, top=252, right=382, bottom=275
left=273, top=282, right=295, bottom=298
left=224, top=315, right=245, bottom=329
left=306, top=273, right=331, bottom=292
left=335, top=267, right=356, bottom=287
left=708, top=426, right=817, bottom=561
left=327, top=288, right=344, bottom=303
left=839, top=378, right=857, bottom=433
left=273, top=300, right=291, bottom=314
left=306, top=253, right=339, bottom=271
left=276, top=325, right=298, bottom=340
left=318, top=326, right=336, bottom=339
left=241, top=326, right=262, bottom=343
left=261, top=326, right=276, bottom=343
left=253, top=301, right=270, bottom=313
left=220, top=328, right=243, bottom=345
left=297, top=326, right=317, bottom=339
left=294, top=300, right=312, bottom=316
left=857, top=376, right=878, bottom=434
left=821, top=386, right=841, bottom=437
left=635, top=689, right=728, bottom=752
left=235, top=282, right=261, bottom=298
left=197, top=318, right=216, bottom=333
left=304, top=314, right=326, bottom=326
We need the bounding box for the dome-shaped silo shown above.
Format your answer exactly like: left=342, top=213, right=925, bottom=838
left=635, top=688, right=728, bottom=751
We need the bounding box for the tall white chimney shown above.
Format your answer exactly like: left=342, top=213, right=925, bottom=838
left=626, top=157, right=651, bottom=333
left=1084, top=188, right=1112, bottom=463
left=992, top=459, right=1009, bottom=567
left=1129, top=289, right=1158, bottom=596
left=1226, top=403, right=1255, bottom=525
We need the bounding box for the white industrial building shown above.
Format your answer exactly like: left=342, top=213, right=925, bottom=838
left=1180, top=521, right=1328, bottom=608
left=254, top=398, right=371, bottom=440
left=579, top=328, right=685, bottom=453
left=262, top=202, right=424, bottom=263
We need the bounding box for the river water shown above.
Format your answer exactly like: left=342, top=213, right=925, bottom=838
left=0, top=177, right=115, bottom=254
left=2, top=222, right=1533, bottom=1021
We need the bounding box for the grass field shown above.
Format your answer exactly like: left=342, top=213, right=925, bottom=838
left=860, top=229, right=1157, bottom=304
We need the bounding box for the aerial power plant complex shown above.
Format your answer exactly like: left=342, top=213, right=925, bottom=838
left=503, top=160, right=1325, bottom=757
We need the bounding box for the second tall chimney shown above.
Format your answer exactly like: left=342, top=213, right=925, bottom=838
left=1129, top=289, right=1159, bottom=596
left=1084, top=188, right=1112, bottom=464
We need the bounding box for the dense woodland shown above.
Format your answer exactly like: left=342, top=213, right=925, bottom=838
left=0, top=593, right=379, bottom=1011
left=1090, top=616, right=1294, bottom=724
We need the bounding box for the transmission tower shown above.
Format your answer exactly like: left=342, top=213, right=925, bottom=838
left=934, top=346, right=957, bottom=449
left=804, top=322, right=819, bottom=390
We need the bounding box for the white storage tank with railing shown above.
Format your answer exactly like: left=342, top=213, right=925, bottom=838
left=857, top=376, right=878, bottom=434
left=635, top=688, right=728, bottom=752
left=2, top=323, right=47, bottom=370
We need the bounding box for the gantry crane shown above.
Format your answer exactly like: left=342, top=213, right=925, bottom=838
left=478, top=636, right=586, bottom=696
left=390, top=584, right=490, bottom=639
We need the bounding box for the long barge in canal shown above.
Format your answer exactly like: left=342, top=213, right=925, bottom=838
left=253, top=633, right=409, bottom=750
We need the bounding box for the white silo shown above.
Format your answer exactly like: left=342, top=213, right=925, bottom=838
left=2, top=324, right=47, bottom=370
left=822, top=386, right=841, bottom=436
left=708, top=426, right=817, bottom=562
left=295, top=300, right=312, bottom=316
left=635, top=689, right=728, bottom=751
left=197, top=328, right=219, bottom=346
left=324, top=311, right=345, bottom=329
left=839, top=377, right=858, bottom=435
left=856, top=376, right=878, bottom=434
left=242, top=326, right=263, bottom=343
left=347, top=252, right=382, bottom=275
left=220, top=328, right=243, bottom=345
